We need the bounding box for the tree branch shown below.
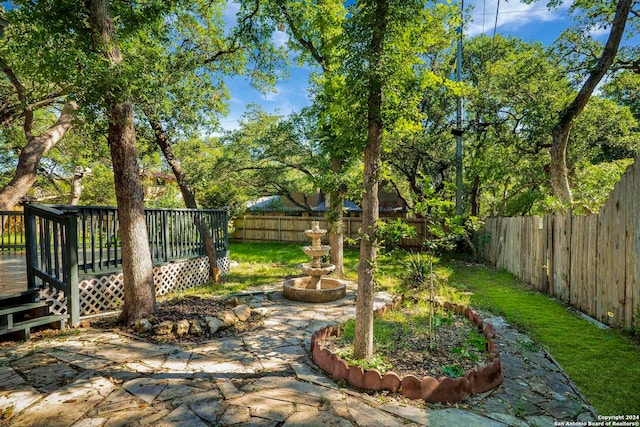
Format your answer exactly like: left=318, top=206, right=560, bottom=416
left=275, top=0, right=329, bottom=72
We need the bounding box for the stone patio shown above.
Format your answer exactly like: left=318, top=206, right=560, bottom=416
left=0, top=287, right=597, bottom=426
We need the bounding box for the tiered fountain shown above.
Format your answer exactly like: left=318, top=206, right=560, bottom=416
left=282, top=221, right=347, bottom=303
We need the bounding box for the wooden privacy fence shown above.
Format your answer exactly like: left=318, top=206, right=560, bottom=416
left=232, top=215, right=429, bottom=248
left=480, top=160, right=640, bottom=329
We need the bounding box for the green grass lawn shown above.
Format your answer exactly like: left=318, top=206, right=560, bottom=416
left=186, top=241, right=640, bottom=415
left=225, top=241, right=412, bottom=291
left=446, top=257, right=640, bottom=415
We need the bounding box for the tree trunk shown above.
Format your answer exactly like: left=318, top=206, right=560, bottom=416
left=550, top=125, right=573, bottom=206
left=470, top=174, right=480, bottom=217
left=110, top=102, right=156, bottom=324
left=328, top=157, right=344, bottom=277
left=354, top=0, right=388, bottom=361
left=0, top=102, right=78, bottom=211
left=88, top=0, right=156, bottom=324
left=549, top=0, right=632, bottom=206
left=68, top=166, right=90, bottom=205
left=147, top=116, right=221, bottom=282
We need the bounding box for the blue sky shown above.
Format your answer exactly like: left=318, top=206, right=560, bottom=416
left=217, top=0, right=594, bottom=133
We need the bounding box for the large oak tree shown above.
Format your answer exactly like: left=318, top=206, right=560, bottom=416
left=4, top=0, right=184, bottom=322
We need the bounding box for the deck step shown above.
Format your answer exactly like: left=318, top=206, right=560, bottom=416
left=0, top=289, right=40, bottom=307
left=0, top=314, right=69, bottom=340
left=0, top=301, right=48, bottom=317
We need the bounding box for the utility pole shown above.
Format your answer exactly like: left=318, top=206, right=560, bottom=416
left=455, top=23, right=464, bottom=216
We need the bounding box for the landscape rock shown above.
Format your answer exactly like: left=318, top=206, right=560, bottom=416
left=154, top=320, right=174, bottom=335
left=233, top=304, right=252, bottom=322
left=189, top=319, right=204, bottom=336
left=204, top=316, right=225, bottom=334
left=217, top=310, right=238, bottom=327
left=134, top=319, right=153, bottom=333
left=175, top=319, right=190, bottom=337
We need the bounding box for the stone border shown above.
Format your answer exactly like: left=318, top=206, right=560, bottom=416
left=310, top=298, right=503, bottom=403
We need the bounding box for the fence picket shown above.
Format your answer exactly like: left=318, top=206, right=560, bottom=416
left=634, top=161, right=640, bottom=328
left=624, top=161, right=636, bottom=327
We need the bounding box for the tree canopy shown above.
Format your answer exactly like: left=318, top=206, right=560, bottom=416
left=1, top=0, right=639, bottom=333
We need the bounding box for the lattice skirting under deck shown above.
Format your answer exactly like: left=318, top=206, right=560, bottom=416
left=39, top=256, right=230, bottom=318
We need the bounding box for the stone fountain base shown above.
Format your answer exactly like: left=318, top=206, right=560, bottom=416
left=282, top=277, right=347, bottom=303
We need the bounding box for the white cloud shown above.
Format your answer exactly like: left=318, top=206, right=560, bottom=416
left=260, top=85, right=298, bottom=115
left=464, top=0, right=570, bottom=37
left=273, top=30, right=290, bottom=48
left=587, top=24, right=610, bottom=38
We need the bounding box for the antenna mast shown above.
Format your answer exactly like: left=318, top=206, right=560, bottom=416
left=455, top=1, right=464, bottom=216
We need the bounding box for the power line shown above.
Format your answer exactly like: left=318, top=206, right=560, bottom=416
left=469, top=7, right=558, bottom=16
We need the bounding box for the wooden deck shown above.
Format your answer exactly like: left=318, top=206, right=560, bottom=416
left=0, top=252, right=27, bottom=296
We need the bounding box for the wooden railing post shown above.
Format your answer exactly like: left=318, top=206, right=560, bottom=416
left=24, top=204, right=38, bottom=291
left=223, top=210, right=229, bottom=253
left=63, top=210, right=80, bottom=327
left=163, top=210, right=171, bottom=262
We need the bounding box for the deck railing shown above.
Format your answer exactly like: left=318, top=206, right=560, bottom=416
left=24, top=204, right=79, bottom=325
left=72, top=206, right=228, bottom=275
left=0, top=210, right=26, bottom=251
left=23, top=203, right=228, bottom=326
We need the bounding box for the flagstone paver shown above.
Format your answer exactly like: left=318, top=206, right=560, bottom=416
left=0, top=288, right=597, bottom=426
left=8, top=376, right=115, bottom=427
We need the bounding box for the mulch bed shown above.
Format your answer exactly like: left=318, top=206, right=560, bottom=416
left=86, top=295, right=265, bottom=344
left=320, top=305, right=488, bottom=379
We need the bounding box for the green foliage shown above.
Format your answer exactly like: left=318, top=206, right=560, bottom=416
left=0, top=0, right=287, bottom=212
left=144, top=185, right=183, bottom=209
left=402, top=251, right=431, bottom=290
left=175, top=106, right=325, bottom=213
left=376, top=218, right=417, bottom=252
left=604, top=71, right=640, bottom=122
left=441, top=365, right=465, bottom=378
left=334, top=346, right=393, bottom=373
left=466, top=330, right=488, bottom=352
left=463, top=35, right=570, bottom=217
left=571, top=158, right=635, bottom=214
left=452, top=330, right=487, bottom=363
left=79, top=163, right=117, bottom=206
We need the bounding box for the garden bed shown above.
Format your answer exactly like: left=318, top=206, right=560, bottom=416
left=88, top=294, right=265, bottom=344
left=311, top=298, right=503, bottom=403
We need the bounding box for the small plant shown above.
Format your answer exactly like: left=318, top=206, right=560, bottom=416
left=513, top=397, right=527, bottom=418
left=402, top=251, right=431, bottom=290
left=335, top=347, right=393, bottom=373
left=441, top=365, right=465, bottom=377
left=451, top=346, right=478, bottom=362
left=516, top=338, right=538, bottom=353
left=467, top=331, right=487, bottom=352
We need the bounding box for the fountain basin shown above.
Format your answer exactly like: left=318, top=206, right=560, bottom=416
left=301, top=263, right=336, bottom=276
left=282, top=277, right=347, bottom=303
left=302, top=245, right=331, bottom=258
left=305, top=230, right=327, bottom=239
